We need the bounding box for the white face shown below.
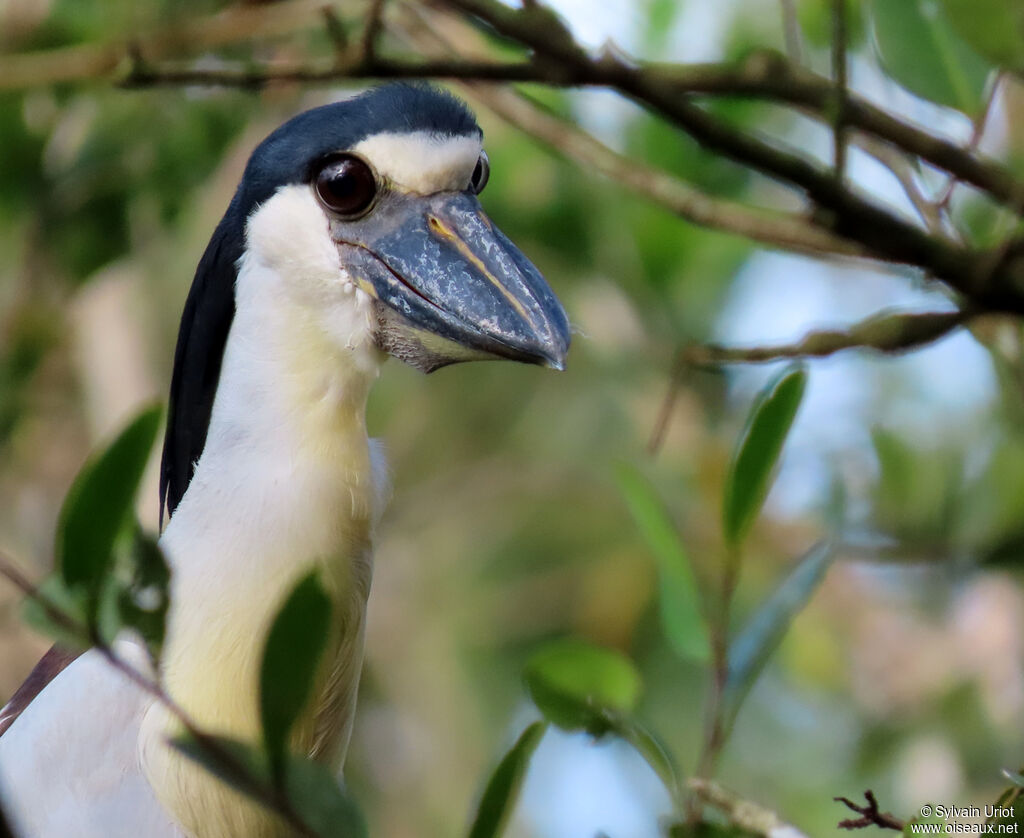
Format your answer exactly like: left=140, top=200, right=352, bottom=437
left=350, top=131, right=483, bottom=194
left=241, top=184, right=380, bottom=374
left=242, top=130, right=487, bottom=341
left=242, top=130, right=484, bottom=304
left=241, top=127, right=567, bottom=375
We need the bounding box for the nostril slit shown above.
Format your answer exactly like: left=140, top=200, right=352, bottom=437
left=427, top=214, right=458, bottom=245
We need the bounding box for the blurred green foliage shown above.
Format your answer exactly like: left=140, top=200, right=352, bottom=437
left=869, top=0, right=992, bottom=114
left=617, top=464, right=708, bottom=664
left=468, top=722, right=547, bottom=838
left=5, top=0, right=1024, bottom=836
left=722, top=366, right=806, bottom=548
left=259, top=570, right=333, bottom=781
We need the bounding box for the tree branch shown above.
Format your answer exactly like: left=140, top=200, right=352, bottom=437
left=322, top=7, right=350, bottom=57
left=393, top=6, right=864, bottom=259
left=0, top=553, right=318, bottom=837
left=6, top=3, right=1021, bottom=222
left=681, top=309, right=971, bottom=366
left=0, top=0, right=338, bottom=90
left=117, top=54, right=551, bottom=89
left=831, top=0, right=848, bottom=182
left=935, top=72, right=1003, bottom=216
left=688, top=778, right=811, bottom=838
left=438, top=0, right=1024, bottom=311
left=489, top=90, right=865, bottom=257
left=8, top=0, right=1024, bottom=310
left=633, top=53, right=1024, bottom=214
left=360, top=0, right=388, bottom=62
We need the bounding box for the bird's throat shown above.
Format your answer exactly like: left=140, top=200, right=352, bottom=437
left=143, top=255, right=384, bottom=837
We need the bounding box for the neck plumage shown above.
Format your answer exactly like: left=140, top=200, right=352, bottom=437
left=144, top=250, right=384, bottom=837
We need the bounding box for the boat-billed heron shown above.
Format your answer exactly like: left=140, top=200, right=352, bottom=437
left=0, top=82, right=569, bottom=838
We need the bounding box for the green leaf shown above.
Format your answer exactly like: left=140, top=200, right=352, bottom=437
left=870, top=427, right=963, bottom=548
left=116, top=529, right=171, bottom=662
left=260, top=570, right=332, bottom=777
left=1002, top=769, right=1024, bottom=787
left=172, top=734, right=367, bottom=838
left=56, top=404, right=162, bottom=604
left=797, top=0, right=866, bottom=48
left=616, top=464, right=708, bottom=663
left=868, top=0, right=993, bottom=113
left=643, top=0, right=682, bottom=55
left=524, top=638, right=642, bottom=733
left=937, top=0, right=1024, bottom=74
left=610, top=717, right=679, bottom=801
left=467, top=722, right=547, bottom=838
left=986, top=783, right=1024, bottom=828
left=171, top=734, right=272, bottom=805
left=722, top=541, right=835, bottom=734
left=283, top=754, right=368, bottom=838
left=20, top=573, right=91, bottom=650
left=722, top=366, right=807, bottom=547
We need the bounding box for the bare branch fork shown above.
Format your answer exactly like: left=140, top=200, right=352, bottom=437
left=834, top=790, right=906, bottom=832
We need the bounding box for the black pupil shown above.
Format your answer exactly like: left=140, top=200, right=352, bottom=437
left=472, top=155, right=489, bottom=193
left=316, top=157, right=375, bottom=216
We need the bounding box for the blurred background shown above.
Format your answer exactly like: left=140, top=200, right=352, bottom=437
left=3, top=0, right=1024, bottom=835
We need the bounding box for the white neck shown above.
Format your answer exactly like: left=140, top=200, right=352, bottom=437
left=143, top=185, right=387, bottom=837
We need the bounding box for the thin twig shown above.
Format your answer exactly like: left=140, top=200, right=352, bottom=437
left=5, top=10, right=1023, bottom=220
left=361, top=0, right=388, bottom=62
left=91, top=646, right=316, bottom=837
left=689, top=536, right=741, bottom=801
left=831, top=0, right=848, bottom=182
left=0, top=552, right=87, bottom=640
left=119, top=55, right=554, bottom=89
left=7, top=0, right=1024, bottom=309
left=779, top=0, right=804, bottom=64
left=935, top=72, right=1003, bottom=217
left=487, top=95, right=862, bottom=257
left=435, top=0, right=1024, bottom=312
left=853, top=133, right=947, bottom=235
left=396, top=8, right=864, bottom=260
left=834, top=790, right=905, bottom=831
left=647, top=349, right=691, bottom=456
left=0, top=553, right=40, bottom=600
left=681, top=308, right=970, bottom=366
left=0, top=553, right=317, bottom=837
left=322, top=6, right=349, bottom=57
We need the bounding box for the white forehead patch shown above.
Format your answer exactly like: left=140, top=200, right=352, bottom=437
left=351, top=131, right=482, bottom=195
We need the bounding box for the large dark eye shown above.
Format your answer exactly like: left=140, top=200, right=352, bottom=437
left=470, top=151, right=490, bottom=195
left=314, top=154, right=377, bottom=217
